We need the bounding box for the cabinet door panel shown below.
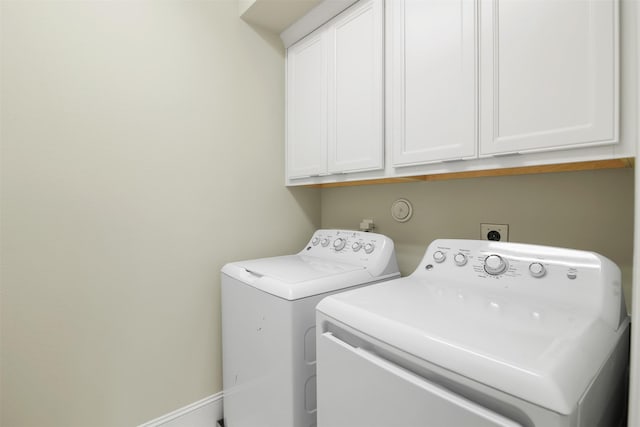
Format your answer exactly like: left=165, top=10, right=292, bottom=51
left=480, top=0, right=618, bottom=155
left=287, top=32, right=328, bottom=178
left=328, top=0, right=384, bottom=173
left=391, top=0, right=477, bottom=166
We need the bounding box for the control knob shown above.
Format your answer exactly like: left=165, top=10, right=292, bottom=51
left=311, top=237, right=320, bottom=246
left=529, top=262, right=546, bottom=278
left=364, top=242, right=375, bottom=254
left=333, top=238, right=346, bottom=251
left=433, top=251, right=446, bottom=263
left=321, top=238, right=330, bottom=247
left=484, top=254, right=508, bottom=275
left=352, top=242, right=363, bottom=252
left=453, top=253, right=467, bottom=266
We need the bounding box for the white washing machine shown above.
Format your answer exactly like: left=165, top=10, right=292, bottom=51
left=221, top=229, right=400, bottom=427
left=316, top=239, right=630, bottom=427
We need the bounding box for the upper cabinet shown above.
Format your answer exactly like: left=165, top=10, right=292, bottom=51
left=479, top=0, right=619, bottom=156
left=286, top=0, right=384, bottom=180
left=390, top=0, right=619, bottom=167
left=283, top=0, right=632, bottom=186
left=389, top=0, right=477, bottom=166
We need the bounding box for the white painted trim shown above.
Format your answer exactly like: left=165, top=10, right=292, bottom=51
left=137, top=392, right=223, bottom=427
left=629, top=0, right=640, bottom=424
left=280, top=0, right=359, bottom=48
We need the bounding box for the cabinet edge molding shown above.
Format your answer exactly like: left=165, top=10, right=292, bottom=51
left=305, top=158, right=634, bottom=188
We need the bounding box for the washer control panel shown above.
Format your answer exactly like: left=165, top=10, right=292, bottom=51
left=414, top=239, right=625, bottom=331
left=307, top=230, right=381, bottom=254
left=301, top=229, right=399, bottom=276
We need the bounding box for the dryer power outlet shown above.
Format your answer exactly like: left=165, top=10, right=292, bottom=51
left=480, top=223, right=509, bottom=241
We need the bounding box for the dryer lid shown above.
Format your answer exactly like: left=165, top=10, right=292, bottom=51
left=222, top=255, right=389, bottom=300
left=317, top=277, right=629, bottom=415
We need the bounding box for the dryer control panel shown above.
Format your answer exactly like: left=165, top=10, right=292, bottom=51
left=301, top=229, right=399, bottom=278
left=416, top=239, right=626, bottom=331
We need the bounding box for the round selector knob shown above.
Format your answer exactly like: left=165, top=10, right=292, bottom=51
left=433, top=251, right=446, bottom=263
left=352, top=241, right=363, bottom=252
left=529, top=262, right=546, bottom=278
left=484, top=254, right=508, bottom=275
left=364, top=242, right=375, bottom=254
left=453, top=253, right=468, bottom=266
left=321, top=238, right=330, bottom=247
left=333, top=238, right=346, bottom=251
left=311, top=237, right=320, bottom=246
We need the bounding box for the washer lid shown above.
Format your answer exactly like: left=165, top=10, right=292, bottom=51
left=317, top=277, right=629, bottom=414
left=222, top=255, right=387, bottom=300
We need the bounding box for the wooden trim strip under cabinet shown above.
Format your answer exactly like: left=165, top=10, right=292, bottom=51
left=306, top=158, right=635, bottom=188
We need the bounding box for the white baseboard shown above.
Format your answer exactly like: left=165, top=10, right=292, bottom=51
left=138, top=392, right=223, bottom=427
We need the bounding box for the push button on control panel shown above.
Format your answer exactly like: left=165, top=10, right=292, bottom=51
left=529, top=262, right=546, bottom=278
left=433, top=251, right=446, bottom=263
left=453, top=253, right=467, bottom=266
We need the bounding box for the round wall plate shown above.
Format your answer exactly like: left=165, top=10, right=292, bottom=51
left=391, top=198, right=413, bottom=222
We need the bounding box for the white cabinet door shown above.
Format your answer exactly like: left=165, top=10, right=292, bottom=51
left=286, top=31, right=328, bottom=178
left=479, top=0, right=618, bottom=156
left=390, top=0, right=477, bottom=166
left=328, top=0, right=384, bottom=173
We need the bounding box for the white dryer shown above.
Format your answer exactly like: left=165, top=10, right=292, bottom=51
left=316, top=239, right=630, bottom=427
left=221, top=229, right=399, bottom=427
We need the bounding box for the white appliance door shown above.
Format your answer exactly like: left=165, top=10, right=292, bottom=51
left=317, top=332, right=523, bottom=427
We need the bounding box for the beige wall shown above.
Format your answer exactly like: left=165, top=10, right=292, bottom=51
left=321, top=169, right=635, bottom=310
left=0, top=1, right=319, bottom=426
left=1, top=1, right=635, bottom=426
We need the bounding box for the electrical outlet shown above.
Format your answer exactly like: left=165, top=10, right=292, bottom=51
left=480, top=223, right=509, bottom=241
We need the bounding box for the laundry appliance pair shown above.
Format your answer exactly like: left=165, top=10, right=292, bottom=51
left=221, top=230, right=630, bottom=427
